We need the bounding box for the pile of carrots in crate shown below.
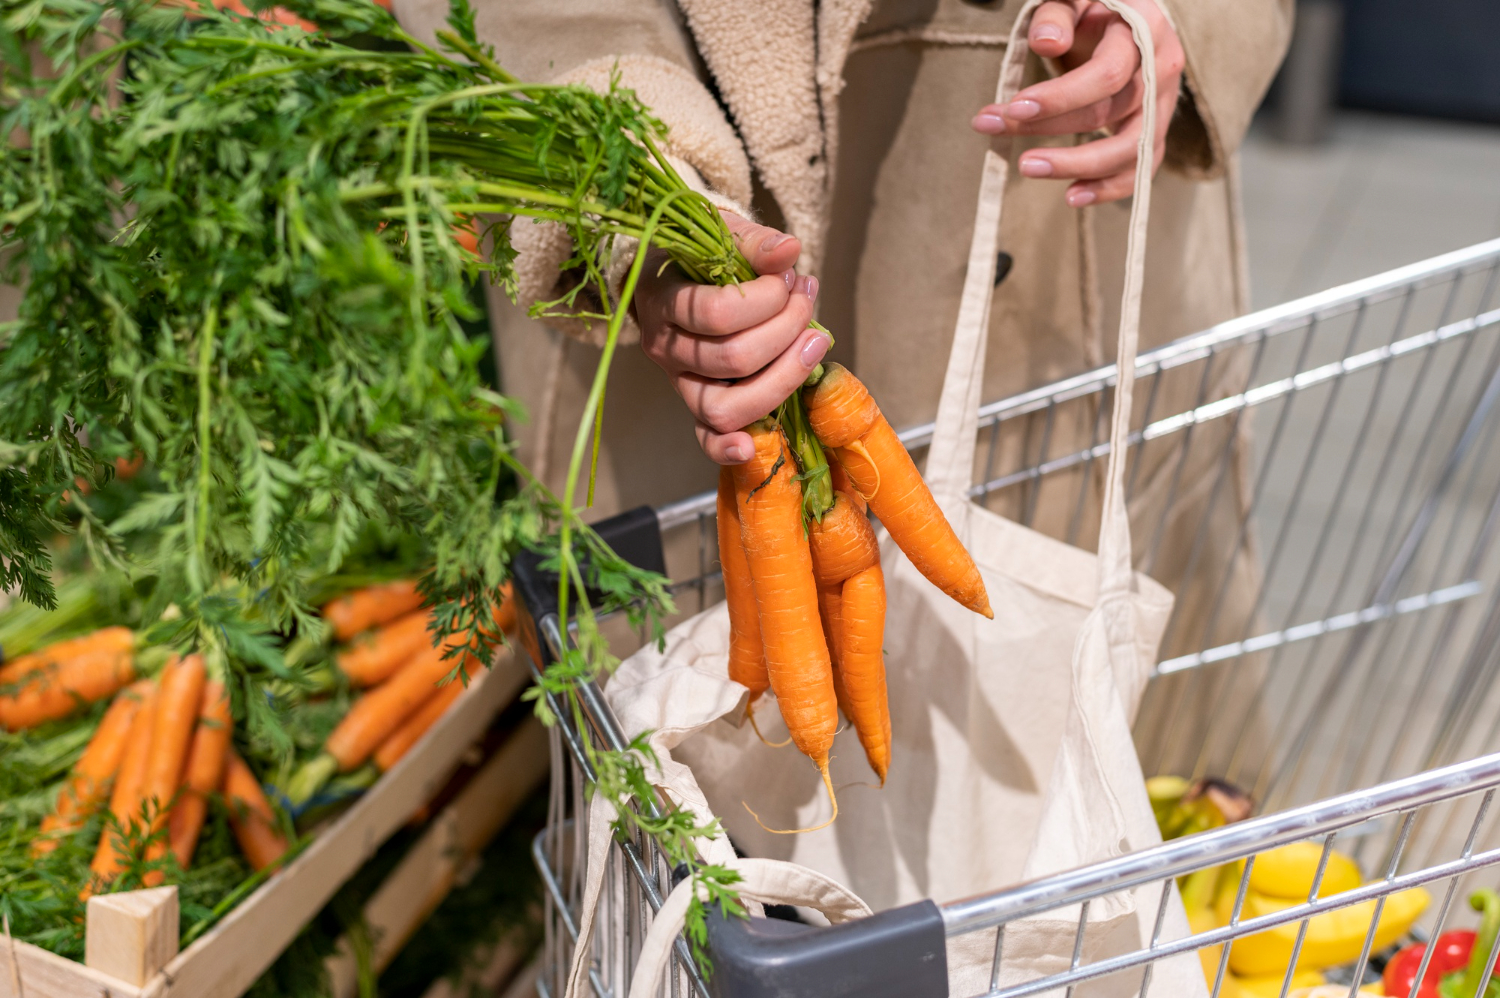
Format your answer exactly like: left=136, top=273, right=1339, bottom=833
left=0, top=577, right=513, bottom=893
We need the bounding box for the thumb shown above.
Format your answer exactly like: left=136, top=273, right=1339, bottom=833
left=721, top=210, right=801, bottom=277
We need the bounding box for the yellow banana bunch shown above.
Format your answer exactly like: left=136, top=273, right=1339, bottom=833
left=1185, top=839, right=1426, bottom=987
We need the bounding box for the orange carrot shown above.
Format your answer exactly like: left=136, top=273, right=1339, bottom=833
left=89, top=681, right=160, bottom=891
left=730, top=422, right=838, bottom=805
left=828, top=461, right=866, bottom=515
left=336, top=611, right=435, bottom=688
left=326, top=644, right=469, bottom=771
left=137, top=653, right=205, bottom=883
left=838, top=564, right=890, bottom=783
left=0, top=627, right=134, bottom=683
left=167, top=680, right=232, bottom=870
left=719, top=467, right=769, bottom=705
left=808, top=492, right=881, bottom=585
left=373, top=679, right=465, bottom=772
left=816, top=581, right=847, bottom=708
left=0, top=644, right=136, bottom=731
left=492, top=580, right=517, bottom=638
left=808, top=491, right=891, bottom=782
left=322, top=579, right=425, bottom=642
left=806, top=363, right=991, bottom=619
left=222, top=749, right=289, bottom=872
left=33, top=681, right=150, bottom=856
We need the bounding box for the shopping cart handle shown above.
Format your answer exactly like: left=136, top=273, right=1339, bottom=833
left=705, top=898, right=947, bottom=998
left=511, top=505, right=667, bottom=628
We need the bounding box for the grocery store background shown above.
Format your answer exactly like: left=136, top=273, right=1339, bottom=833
left=1242, top=0, right=1499, bottom=305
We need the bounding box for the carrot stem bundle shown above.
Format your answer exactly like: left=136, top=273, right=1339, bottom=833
left=805, top=363, right=992, bottom=619
left=33, top=680, right=150, bottom=855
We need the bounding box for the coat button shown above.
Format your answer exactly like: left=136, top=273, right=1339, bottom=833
left=995, top=252, right=1014, bottom=287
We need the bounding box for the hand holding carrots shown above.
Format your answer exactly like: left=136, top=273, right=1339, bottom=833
left=635, top=212, right=831, bottom=465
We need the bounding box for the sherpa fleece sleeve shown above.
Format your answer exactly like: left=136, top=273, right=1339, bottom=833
left=1156, top=0, right=1294, bottom=178
left=389, top=0, right=754, bottom=346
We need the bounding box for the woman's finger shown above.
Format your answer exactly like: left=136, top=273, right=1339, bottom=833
left=1018, top=114, right=1144, bottom=181
left=1065, top=135, right=1166, bottom=206
left=720, top=211, right=801, bottom=277
left=696, top=424, right=756, bottom=465
left=1027, top=0, right=1082, bottom=59
left=673, top=327, right=832, bottom=436
left=646, top=267, right=796, bottom=338
left=995, top=18, right=1139, bottom=124
left=643, top=275, right=818, bottom=380
left=981, top=75, right=1143, bottom=136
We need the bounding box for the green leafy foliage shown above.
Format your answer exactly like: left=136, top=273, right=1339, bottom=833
left=0, top=0, right=759, bottom=969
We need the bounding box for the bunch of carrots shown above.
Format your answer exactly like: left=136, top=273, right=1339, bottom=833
left=286, top=578, right=515, bottom=806
left=4, top=576, right=512, bottom=894
left=720, top=362, right=992, bottom=827
left=7, top=632, right=289, bottom=887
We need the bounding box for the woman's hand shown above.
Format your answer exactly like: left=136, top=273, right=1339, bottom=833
left=971, top=0, right=1184, bottom=207
left=635, top=212, right=829, bottom=465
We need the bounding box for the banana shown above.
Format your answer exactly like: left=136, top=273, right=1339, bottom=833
left=1217, top=884, right=1430, bottom=977
left=1250, top=843, right=1363, bottom=899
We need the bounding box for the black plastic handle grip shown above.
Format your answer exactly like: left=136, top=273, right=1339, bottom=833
left=705, top=900, right=948, bottom=998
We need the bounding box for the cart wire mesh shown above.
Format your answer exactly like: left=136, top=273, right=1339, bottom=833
left=531, top=237, right=1500, bottom=998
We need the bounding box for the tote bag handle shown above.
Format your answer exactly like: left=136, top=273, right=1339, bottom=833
left=627, top=857, right=874, bottom=998
left=923, top=0, right=1158, bottom=598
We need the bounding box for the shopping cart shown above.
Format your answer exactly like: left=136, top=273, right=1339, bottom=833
left=517, top=237, right=1500, bottom=998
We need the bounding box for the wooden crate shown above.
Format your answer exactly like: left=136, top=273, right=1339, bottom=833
left=0, top=647, right=533, bottom=998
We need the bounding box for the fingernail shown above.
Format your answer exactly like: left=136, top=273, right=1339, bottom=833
left=1067, top=188, right=1096, bottom=207
left=801, top=332, right=831, bottom=368
left=725, top=444, right=748, bottom=463
left=1019, top=157, right=1053, bottom=177
left=782, top=270, right=796, bottom=290
left=1004, top=99, right=1042, bottom=120
left=972, top=113, right=1007, bottom=134
left=804, top=276, right=819, bottom=302
left=1033, top=23, right=1064, bottom=42
left=761, top=232, right=793, bottom=253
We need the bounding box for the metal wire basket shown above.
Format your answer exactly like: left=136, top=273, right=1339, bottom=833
left=520, top=237, right=1500, bottom=998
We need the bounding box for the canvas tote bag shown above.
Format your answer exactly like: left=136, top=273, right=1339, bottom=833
left=567, top=3, right=1208, bottom=994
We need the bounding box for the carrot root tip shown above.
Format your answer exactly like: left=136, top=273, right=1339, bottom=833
left=741, top=760, right=839, bottom=835
left=746, top=709, right=792, bottom=749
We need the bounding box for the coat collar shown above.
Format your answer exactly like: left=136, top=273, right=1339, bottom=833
left=672, top=0, right=874, bottom=273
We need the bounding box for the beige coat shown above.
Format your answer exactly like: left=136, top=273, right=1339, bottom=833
left=390, top=0, right=1292, bottom=774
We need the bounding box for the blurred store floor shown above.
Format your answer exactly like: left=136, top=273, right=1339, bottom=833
left=1240, top=110, right=1500, bottom=310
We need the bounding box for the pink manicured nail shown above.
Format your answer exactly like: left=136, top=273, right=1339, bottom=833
left=972, top=113, right=1007, bottom=134
left=782, top=270, right=796, bottom=290
left=1067, top=188, right=1097, bottom=207
left=1019, top=158, right=1053, bottom=177
left=1005, top=99, right=1042, bottom=120
left=801, top=332, right=831, bottom=368
left=804, top=276, right=819, bottom=302
left=761, top=232, right=793, bottom=253
left=1033, top=23, right=1064, bottom=42
left=725, top=444, right=748, bottom=463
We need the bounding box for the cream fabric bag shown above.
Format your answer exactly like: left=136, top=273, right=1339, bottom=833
left=568, top=3, right=1207, bottom=995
